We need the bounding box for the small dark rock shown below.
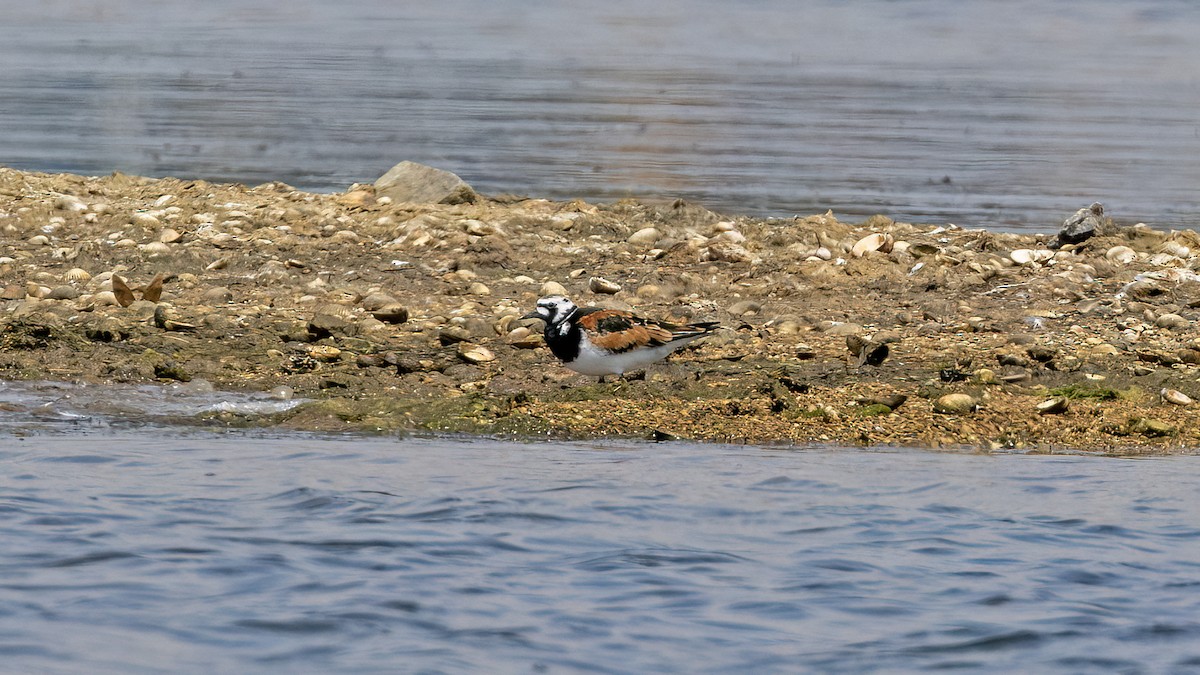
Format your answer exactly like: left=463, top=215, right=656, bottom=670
left=939, top=368, right=969, bottom=383
left=154, top=360, right=192, bottom=382
left=998, top=353, right=1032, bottom=367
left=308, top=313, right=353, bottom=339
left=1051, top=202, right=1104, bottom=248
left=1026, top=346, right=1057, bottom=363
left=650, top=429, right=679, bottom=442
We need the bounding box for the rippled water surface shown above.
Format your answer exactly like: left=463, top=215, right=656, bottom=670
left=3, top=424, right=1200, bottom=674
left=3, top=0, right=1200, bottom=229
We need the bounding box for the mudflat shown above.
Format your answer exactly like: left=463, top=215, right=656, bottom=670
left=2, top=166, right=1200, bottom=454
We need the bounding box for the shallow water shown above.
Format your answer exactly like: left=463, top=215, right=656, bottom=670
left=4, top=1, right=1200, bottom=230
left=3, top=421, right=1200, bottom=673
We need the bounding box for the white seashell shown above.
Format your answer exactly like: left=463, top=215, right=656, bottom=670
left=139, top=241, right=172, bottom=256
left=131, top=212, right=160, bottom=227
left=1148, top=253, right=1181, bottom=267
left=1162, top=241, right=1191, bottom=258
left=1106, top=246, right=1137, bottom=265
left=64, top=268, right=92, bottom=284
left=1162, top=388, right=1193, bottom=406
left=1010, top=249, right=1054, bottom=265
left=314, top=303, right=355, bottom=320
left=1010, top=249, right=1036, bottom=265
left=457, top=343, right=496, bottom=364
left=851, top=232, right=894, bottom=258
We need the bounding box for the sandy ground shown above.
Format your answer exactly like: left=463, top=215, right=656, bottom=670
left=3, top=166, right=1200, bottom=454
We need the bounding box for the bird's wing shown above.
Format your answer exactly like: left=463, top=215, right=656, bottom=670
left=576, top=309, right=678, bottom=353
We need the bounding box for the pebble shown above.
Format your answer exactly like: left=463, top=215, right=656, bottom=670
left=372, top=303, right=410, bottom=324
left=203, top=287, right=234, bottom=304
left=1155, top=313, right=1188, bottom=329
left=728, top=300, right=762, bottom=316
left=467, top=282, right=491, bottom=296
left=47, top=285, right=80, bottom=300
left=308, top=345, right=342, bottom=362
left=820, top=322, right=863, bottom=336
left=703, top=240, right=753, bottom=263
left=540, top=281, right=568, bottom=297
left=933, top=393, right=977, bottom=414
left=54, top=195, right=88, bottom=212
left=627, top=227, right=660, bottom=246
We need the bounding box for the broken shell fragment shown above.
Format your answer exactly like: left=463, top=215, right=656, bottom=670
left=851, top=232, right=894, bottom=258
left=589, top=277, right=621, bottom=294
left=111, top=274, right=136, bottom=307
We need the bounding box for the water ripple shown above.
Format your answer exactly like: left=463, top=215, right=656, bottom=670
left=0, top=432, right=1199, bottom=673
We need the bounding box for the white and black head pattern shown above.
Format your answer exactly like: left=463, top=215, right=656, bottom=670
left=525, top=295, right=577, bottom=334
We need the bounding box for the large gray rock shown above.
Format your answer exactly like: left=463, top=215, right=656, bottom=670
left=373, top=161, right=477, bottom=205
left=1051, top=202, right=1104, bottom=248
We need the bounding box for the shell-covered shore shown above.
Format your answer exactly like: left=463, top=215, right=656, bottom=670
left=3, top=166, right=1200, bottom=454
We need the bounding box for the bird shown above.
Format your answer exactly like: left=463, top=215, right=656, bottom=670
left=522, top=295, right=719, bottom=378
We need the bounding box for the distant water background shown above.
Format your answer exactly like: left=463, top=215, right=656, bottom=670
left=3, top=0, right=1200, bottom=231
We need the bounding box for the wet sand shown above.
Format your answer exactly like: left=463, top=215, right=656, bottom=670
left=2, top=166, right=1200, bottom=454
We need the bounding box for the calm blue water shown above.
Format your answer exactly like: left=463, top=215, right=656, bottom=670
left=3, top=0, right=1200, bottom=230
left=2, top=419, right=1200, bottom=673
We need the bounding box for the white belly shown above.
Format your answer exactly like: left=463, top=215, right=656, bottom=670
left=565, top=336, right=701, bottom=376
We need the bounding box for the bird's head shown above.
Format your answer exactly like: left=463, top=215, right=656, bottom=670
left=522, top=295, right=577, bottom=327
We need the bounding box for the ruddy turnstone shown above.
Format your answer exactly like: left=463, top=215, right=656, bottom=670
left=522, top=295, right=718, bottom=377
